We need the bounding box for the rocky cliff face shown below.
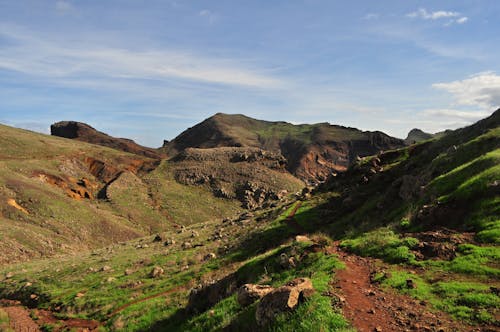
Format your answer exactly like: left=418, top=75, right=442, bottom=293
left=51, top=121, right=164, bottom=159
left=163, top=113, right=406, bottom=184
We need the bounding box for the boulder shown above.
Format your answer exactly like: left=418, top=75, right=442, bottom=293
left=237, top=284, right=274, bottom=307
left=150, top=266, right=164, bottom=278
left=255, top=278, right=313, bottom=326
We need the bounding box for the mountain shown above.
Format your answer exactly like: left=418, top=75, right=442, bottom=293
left=163, top=113, right=406, bottom=183
left=51, top=121, right=164, bottom=159
left=404, top=128, right=434, bottom=144
left=0, top=111, right=498, bottom=331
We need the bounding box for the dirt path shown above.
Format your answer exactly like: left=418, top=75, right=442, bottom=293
left=330, top=243, right=481, bottom=332
left=3, top=305, right=40, bottom=332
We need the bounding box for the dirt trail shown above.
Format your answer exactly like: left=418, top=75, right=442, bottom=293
left=330, top=244, right=482, bottom=332
left=3, top=305, right=40, bottom=332
left=1, top=299, right=99, bottom=332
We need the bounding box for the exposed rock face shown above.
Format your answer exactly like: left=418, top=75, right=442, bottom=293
left=255, top=278, right=314, bottom=326
left=51, top=121, right=164, bottom=159
left=170, top=146, right=303, bottom=209
left=162, top=113, right=405, bottom=184
left=237, top=284, right=274, bottom=307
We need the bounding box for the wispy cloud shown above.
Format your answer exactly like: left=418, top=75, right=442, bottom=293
left=432, top=72, right=500, bottom=109
left=421, top=108, right=490, bottom=120
left=406, top=8, right=468, bottom=26
left=199, top=9, right=217, bottom=24
left=0, top=25, right=281, bottom=89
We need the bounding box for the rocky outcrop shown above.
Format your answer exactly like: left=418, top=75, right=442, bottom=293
left=237, top=284, right=274, bottom=307
left=163, top=113, right=406, bottom=184
left=51, top=121, right=164, bottom=159
left=255, top=278, right=314, bottom=326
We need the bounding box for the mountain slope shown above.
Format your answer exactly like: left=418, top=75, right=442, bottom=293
left=51, top=121, right=164, bottom=159
left=163, top=113, right=405, bottom=183
left=0, top=124, right=241, bottom=264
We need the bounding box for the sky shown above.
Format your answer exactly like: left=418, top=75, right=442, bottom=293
left=1, top=0, right=499, bottom=147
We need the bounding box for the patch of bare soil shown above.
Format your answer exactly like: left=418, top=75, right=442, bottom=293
left=330, top=243, right=492, bottom=332
left=3, top=304, right=40, bottom=332
left=1, top=299, right=100, bottom=332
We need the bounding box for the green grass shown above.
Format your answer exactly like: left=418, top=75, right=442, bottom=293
left=381, top=270, right=499, bottom=324
left=340, top=228, right=418, bottom=264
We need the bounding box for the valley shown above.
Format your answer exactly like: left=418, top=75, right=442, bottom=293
left=0, top=111, right=498, bottom=331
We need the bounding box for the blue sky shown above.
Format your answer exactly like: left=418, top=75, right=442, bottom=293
left=1, top=0, right=499, bottom=147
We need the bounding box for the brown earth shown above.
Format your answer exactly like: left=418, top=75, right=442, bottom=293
left=1, top=299, right=100, bottom=332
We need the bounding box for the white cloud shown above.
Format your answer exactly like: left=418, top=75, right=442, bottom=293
left=55, top=1, right=72, bottom=13
left=406, top=8, right=468, bottom=26
left=407, top=8, right=459, bottom=20
left=0, top=26, right=281, bottom=89
left=421, top=109, right=490, bottom=120
left=432, top=72, right=500, bottom=109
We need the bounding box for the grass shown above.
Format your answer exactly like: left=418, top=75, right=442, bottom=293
left=340, top=228, right=418, bottom=264
left=380, top=270, right=499, bottom=324
left=0, top=309, right=14, bottom=332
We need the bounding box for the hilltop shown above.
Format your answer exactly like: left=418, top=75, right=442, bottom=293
left=51, top=121, right=165, bottom=159
left=163, top=113, right=406, bottom=183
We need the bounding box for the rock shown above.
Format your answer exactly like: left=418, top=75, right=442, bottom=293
left=182, top=242, right=192, bottom=250
left=150, top=266, right=164, bottom=278
left=100, top=265, right=112, bottom=272
left=107, top=277, right=116, bottom=283
left=191, top=230, right=199, bottom=238
left=406, top=279, right=416, bottom=289
left=203, top=253, right=217, bottom=261
left=279, top=253, right=296, bottom=269
left=295, top=235, right=311, bottom=243
left=5, top=272, right=14, bottom=279
left=255, top=278, right=313, bottom=326
left=237, top=284, right=274, bottom=307
left=76, top=292, right=85, bottom=298
left=124, top=269, right=133, bottom=276
left=30, top=294, right=38, bottom=300
left=164, top=238, right=176, bottom=246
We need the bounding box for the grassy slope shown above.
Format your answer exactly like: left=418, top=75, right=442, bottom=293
left=327, top=111, right=500, bottom=324
left=0, top=124, right=241, bottom=264
left=0, top=197, right=351, bottom=332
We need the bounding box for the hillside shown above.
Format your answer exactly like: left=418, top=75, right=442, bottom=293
left=0, top=111, right=497, bottom=331
left=51, top=121, right=164, bottom=159
left=163, top=113, right=406, bottom=183
left=0, top=124, right=242, bottom=264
